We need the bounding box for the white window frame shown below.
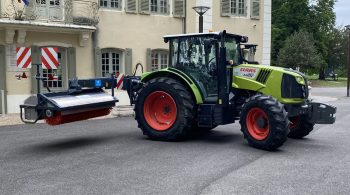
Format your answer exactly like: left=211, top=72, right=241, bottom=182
left=151, top=50, right=168, bottom=71
left=230, top=0, right=247, bottom=17
left=99, top=0, right=123, bottom=10
left=101, top=48, right=124, bottom=77
left=34, top=0, right=64, bottom=21
left=150, top=0, right=169, bottom=15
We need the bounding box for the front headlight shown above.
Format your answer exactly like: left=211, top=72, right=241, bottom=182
left=295, top=76, right=305, bottom=85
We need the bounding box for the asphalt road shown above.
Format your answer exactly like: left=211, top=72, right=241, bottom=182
left=1, top=88, right=349, bottom=195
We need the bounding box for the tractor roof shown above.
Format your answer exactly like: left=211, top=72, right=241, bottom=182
left=163, top=31, right=248, bottom=43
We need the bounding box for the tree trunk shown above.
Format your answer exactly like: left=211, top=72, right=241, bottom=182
left=318, top=67, right=325, bottom=80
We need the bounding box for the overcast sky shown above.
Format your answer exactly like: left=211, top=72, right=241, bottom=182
left=334, top=0, right=350, bottom=26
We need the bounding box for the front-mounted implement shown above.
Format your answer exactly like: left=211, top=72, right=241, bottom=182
left=20, top=64, right=119, bottom=125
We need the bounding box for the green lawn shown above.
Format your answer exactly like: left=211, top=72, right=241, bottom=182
left=307, top=76, right=348, bottom=87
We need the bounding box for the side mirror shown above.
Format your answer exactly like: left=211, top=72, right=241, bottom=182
left=241, top=36, right=248, bottom=43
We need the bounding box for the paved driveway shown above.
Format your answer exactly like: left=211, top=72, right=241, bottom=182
left=0, top=88, right=349, bottom=194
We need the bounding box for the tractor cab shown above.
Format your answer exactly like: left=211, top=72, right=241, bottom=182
left=164, top=31, right=248, bottom=103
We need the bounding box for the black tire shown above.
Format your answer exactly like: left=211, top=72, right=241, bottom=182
left=288, top=115, right=315, bottom=139
left=240, top=94, right=289, bottom=150
left=134, top=77, right=195, bottom=140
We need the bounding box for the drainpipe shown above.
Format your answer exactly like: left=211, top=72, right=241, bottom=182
left=92, top=26, right=99, bottom=77
left=182, top=0, right=187, bottom=34
left=1, top=90, right=5, bottom=117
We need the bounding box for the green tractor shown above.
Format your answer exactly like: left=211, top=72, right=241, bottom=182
left=124, top=30, right=336, bottom=150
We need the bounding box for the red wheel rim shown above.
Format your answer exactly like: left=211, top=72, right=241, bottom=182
left=289, top=116, right=301, bottom=129
left=143, top=91, right=177, bottom=131
left=246, top=107, right=270, bottom=141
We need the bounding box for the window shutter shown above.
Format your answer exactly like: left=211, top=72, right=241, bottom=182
left=67, top=47, right=76, bottom=79
left=31, top=46, right=41, bottom=94
left=94, top=47, right=102, bottom=77
left=126, top=0, right=138, bottom=13
left=125, top=48, right=133, bottom=75
left=0, top=45, right=6, bottom=114
left=173, top=0, right=185, bottom=18
left=251, top=0, right=260, bottom=19
left=146, top=48, right=152, bottom=71
left=139, top=0, right=150, bottom=14
left=221, top=0, right=230, bottom=17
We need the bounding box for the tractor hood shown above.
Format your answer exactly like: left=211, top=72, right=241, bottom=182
left=232, top=64, right=309, bottom=104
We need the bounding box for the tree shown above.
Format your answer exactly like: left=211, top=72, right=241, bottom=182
left=272, top=0, right=311, bottom=65
left=278, top=31, right=324, bottom=73
left=272, top=0, right=337, bottom=79
left=328, top=27, right=349, bottom=76
left=308, top=0, right=337, bottom=79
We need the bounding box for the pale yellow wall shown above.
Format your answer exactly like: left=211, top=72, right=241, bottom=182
left=6, top=72, right=31, bottom=95
left=185, top=0, right=197, bottom=34
left=76, top=43, right=94, bottom=78
left=98, top=11, right=183, bottom=71
left=0, top=30, right=4, bottom=44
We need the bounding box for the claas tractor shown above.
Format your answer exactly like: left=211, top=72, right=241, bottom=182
left=124, top=30, right=336, bottom=150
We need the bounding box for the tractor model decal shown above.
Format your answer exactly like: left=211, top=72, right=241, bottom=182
left=233, top=67, right=259, bottom=79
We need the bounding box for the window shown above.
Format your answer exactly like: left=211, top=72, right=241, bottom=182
left=49, top=0, right=60, bottom=6
left=225, top=38, right=240, bottom=64
left=151, top=51, right=168, bottom=71
left=169, top=37, right=218, bottom=99
left=151, top=0, right=168, bottom=14
left=100, top=0, right=122, bottom=9
left=42, top=52, right=64, bottom=89
left=231, top=0, right=246, bottom=16
left=33, top=0, right=63, bottom=20
left=221, top=0, right=247, bottom=17
left=101, top=49, right=122, bottom=77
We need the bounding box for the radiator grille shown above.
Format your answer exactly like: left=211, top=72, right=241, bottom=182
left=256, top=69, right=272, bottom=84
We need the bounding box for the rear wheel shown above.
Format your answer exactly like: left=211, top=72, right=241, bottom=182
left=288, top=115, right=315, bottom=139
left=240, top=95, right=289, bottom=150
left=134, top=77, right=195, bottom=140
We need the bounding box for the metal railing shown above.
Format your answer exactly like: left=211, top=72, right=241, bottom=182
left=0, top=0, right=99, bottom=26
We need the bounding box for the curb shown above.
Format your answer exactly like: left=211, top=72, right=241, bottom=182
left=111, top=105, right=134, bottom=117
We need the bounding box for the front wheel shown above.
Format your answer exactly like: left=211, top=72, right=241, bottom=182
left=240, top=95, right=289, bottom=150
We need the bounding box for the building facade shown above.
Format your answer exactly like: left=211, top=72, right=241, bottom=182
left=0, top=0, right=271, bottom=114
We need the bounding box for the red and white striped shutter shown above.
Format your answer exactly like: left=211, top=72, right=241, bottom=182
left=116, top=72, right=124, bottom=90
left=41, top=47, right=59, bottom=69
left=16, top=47, right=32, bottom=68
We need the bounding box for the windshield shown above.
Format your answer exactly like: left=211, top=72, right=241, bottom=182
left=225, top=37, right=242, bottom=65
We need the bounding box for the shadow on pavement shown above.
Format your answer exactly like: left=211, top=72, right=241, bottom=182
left=18, top=135, right=122, bottom=155
left=191, top=130, right=240, bottom=144
left=143, top=130, right=240, bottom=144
left=40, top=137, right=108, bottom=151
